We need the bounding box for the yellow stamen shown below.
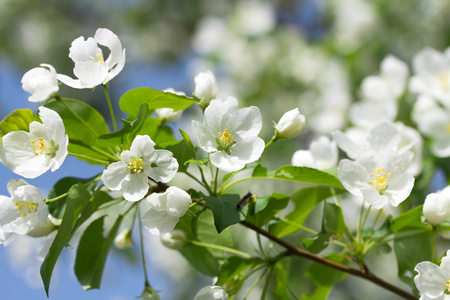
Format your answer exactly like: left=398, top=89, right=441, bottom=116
left=30, top=137, right=47, bottom=155
left=439, top=72, right=449, bottom=91
left=13, top=201, right=39, bottom=218
left=89, top=53, right=104, bottom=65
left=127, top=157, right=144, bottom=174
left=218, top=128, right=233, bottom=149
left=369, top=168, right=391, bottom=193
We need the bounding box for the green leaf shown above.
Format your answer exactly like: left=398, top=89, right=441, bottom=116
left=252, top=163, right=267, bottom=177
left=40, top=184, right=91, bottom=296
left=161, top=139, right=193, bottom=172
left=322, top=202, right=346, bottom=237
left=202, top=193, right=245, bottom=233
left=394, top=232, right=432, bottom=289
left=245, top=193, right=290, bottom=226
left=67, top=144, right=112, bottom=166
left=75, top=215, right=123, bottom=290
left=0, top=109, right=36, bottom=138
left=185, top=158, right=210, bottom=172
left=269, top=187, right=343, bottom=237
left=303, top=253, right=348, bottom=300
left=45, top=98, right=110, bottom=145
left=217, top=256, right=263, bottom=295
left=303, top=232, right=331, bottom=254
left=390, top=205, right=431, bottom=233
left=274, top=261, right=290, bottom=300
left=274, top=166, right=345, bottom=189
left=119, top=87, right=196, bottom=119
left=179, top=129, right=195, bottom=155
left=196, top=210, right=234, bottom=256
left=77, top=190, right=115, bottom=227
left=47, top=176, right=98, bottom=219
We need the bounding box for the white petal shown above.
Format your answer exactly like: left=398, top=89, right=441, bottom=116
left=414, top=261, right=446, bottom=298
left=101, top=161, right=130, bottom=190
left=232, top=106, right=263, bottom=139
left=210, top=151, right=246, bottom=172
left=361, top=189, right=389, bottom=209
left=331, top=130, right=363, bottom=160
left=103, top=49, right=126, bottom=84
left=73, top=61, right=108, bottom=87
left=142, top=209, right=179, bottom=235
left=291, top=150, right=316, bottom=168
left=94, top=28, right=123, bottom=69
left=191, top=120, right=217, bottom=153
left=144, top=150, right=179, bottom=183
left=56, top=74, right=95, bottom=89
left=145, top=191, right=169, bottom=212
left=122, top=172, right=149, bottom=202
left=130, top=135, right=155, bottom=158
left=166, top=187, right=192, bottom=218
left=230, top=136, right=265, bottom=164
left=69, top=36, right=102, bottom=64
left=204, top=97, right=238, bottom=131
left=337, top=159, right=371, bottom=197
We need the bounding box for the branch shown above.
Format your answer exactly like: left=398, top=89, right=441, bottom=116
left=240, top=221, right=418, bottom=300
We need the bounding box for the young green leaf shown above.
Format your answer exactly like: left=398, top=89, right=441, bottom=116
left=40, top=184, right=91, bottom=296
left=202, top=193, right=246, bottom=233
left=274, top=166, right=345, bottom=189
left=0, top=109, right=36, bottom=138
left=390, top=205, right=431, bottom=233
left=245, top=193, right=290, bottom=227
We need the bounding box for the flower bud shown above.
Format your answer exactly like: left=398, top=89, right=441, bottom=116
left=160, top=229, right=187, bottom=250
left=155, top=108, right=183, bottom=123
left=21, top=64, right=59, bottom=102
left=194, top=70, right=218, bottom=107
left=139, top=286, right=161, bottom=300
left=423, top=186, right=450, bottom=225
left=114, top=229, right=133, bottom=249
left=194, top=285, right=229, bottom=300
left=275, top=108, right=306, bottom=139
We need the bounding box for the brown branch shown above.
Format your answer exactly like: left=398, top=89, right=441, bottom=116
left=240, top=221, right=418, bottom=300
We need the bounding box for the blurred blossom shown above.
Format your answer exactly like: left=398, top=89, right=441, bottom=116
left=194, top=285, right=229, bottom=300
left=191, top=17, right=230, bottom=56
left=410, top=47, right=450, bottom=108
left=412, top=95, right=450, bottom=158
left=114, top=229, right=133, bottom=250
left=230, top=1, right=276, bottom=37
left=292, top=136, right=337, bottom=170
left=414, top=250, right=450, bottom=300
left=423, top=186, right=450, bottom=225
left=160, top=229, right=187, bottom=250
left=331, top=0, right=377, bottom=53
left=21, top=64, right=59, bottom=102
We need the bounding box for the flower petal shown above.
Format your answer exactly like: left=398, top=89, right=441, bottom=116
left=73, top=61, right=108, bottom=87
left=101, top=161, right=130, bottom=190
left=142, top=209, right=179, bottom=235
left=121, top=172, right=149, bottom=202
left=414, top=261, right=446, bottom=298
left=166, top=187, right=192, bottom=218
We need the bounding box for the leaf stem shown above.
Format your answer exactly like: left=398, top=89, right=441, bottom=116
left=137, top=203, right=150, bottom=287
left=103, top=84, right=118, bottom=132
left=190, top=240, right=251, bottom=258
left=261, top=266, right=275, bottom=300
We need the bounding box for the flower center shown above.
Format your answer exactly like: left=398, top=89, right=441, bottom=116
left=30, top=138, right=58, bottom=158
left=446, top=280, right=450, bottom=293
left=369, top=168, right=391, bottom=193
left=128, top=157, right=144, bottom=174
left=13, top=201, right=38, bottom=218
left=445, top=123, right=450, bottom=133
left=218, top=128, right=233, bottom=150
left=90, top=53, right=105, bottom=65
left=439, top=72, right=449, bottom=91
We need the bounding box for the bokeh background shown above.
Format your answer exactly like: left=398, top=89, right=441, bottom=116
left=1, top=0, right=450, bottom=299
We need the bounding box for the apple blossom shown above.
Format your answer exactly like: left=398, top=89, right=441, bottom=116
left=114, top=229, right=133, bottom=249
left=57, top=28, right=126, bottom=89
left=414, top=250, right=450, bottom=300
left=423, top=186, right=450, bottom=225
left=275, top=108, right=306, bottom=139
left=0, top=106, right=69, bottom=178
left=194, top=70, right=218, bottom=107
left=0, top=180, right=49, bottom=236
left=191, top=97, right=265, bottom=172
left=338, top=150, right=414, bottom=209
left=409, top=46, right=450, bottom=108
left=292, top=136, right=337, bottom=170
left=142, top=186, right=192, bottom=235
left=194, top=285, right=229, bottom=300
left=101, top=135, right=179, bottom=202
left=21, top=64, right=59, bottom=103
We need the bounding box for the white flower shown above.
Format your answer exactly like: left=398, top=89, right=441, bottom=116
left=292, top=136, right=337, bottom=170
left=194, top=71, right=218, bottom=106
left=101, top=135, right=179, bottom=202
left=57, top=28, right=126, bottom=89
left=161, top=229, right=187, bottom=250
left=414, top=250, right=450, bottom=300
left=194, top=286, right=229, bottom=300
left=275, top=108, right=306, bottom=139
left=142, top=186, right=191, bottom=235
left=21, top=64, right=59, bottom=102
left=423, top=186, right=450, bottom=225
left=191, top=97, right=265, bottom=172
left=0, top=106, right=69, bottom=178
left=410, top=47, right=450, bottom=108
left=114, top=229, right=133, bottom=249
left=412, top=95, right=450, bottom=158
left=338, top=150, right=415, bottom=209
left=0, top=180, right=49, bottom=236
